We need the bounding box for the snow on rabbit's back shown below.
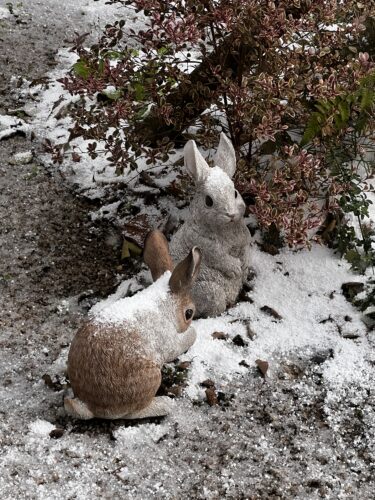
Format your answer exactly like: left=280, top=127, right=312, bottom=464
left=65, top=230, right=201, bottom=420
left=170, top=133, right=251, bottom=318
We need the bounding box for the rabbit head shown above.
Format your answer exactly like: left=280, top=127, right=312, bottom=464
left=143, top=230, right=201, bottom=333
left=184, top=133, right=246, bottom=227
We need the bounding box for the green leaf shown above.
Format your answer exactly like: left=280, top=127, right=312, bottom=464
left=157, top=46, right=169, bottom=56
left=98, top=59, right=105, bottom=75
left=73, top=60, right=91, bottom=79
left=338, top=100, right=350, bottom=123
left=133, top=82, right=145, bottom=101
left=301, top=112, right=321, bottom=146
left=360, top=87, right=374, bottom=111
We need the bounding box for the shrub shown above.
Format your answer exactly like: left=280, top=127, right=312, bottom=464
left=51, top=0, right=375, bottom=253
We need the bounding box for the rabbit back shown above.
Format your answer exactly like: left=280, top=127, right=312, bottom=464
left=68, top=322, right=161, bottom=419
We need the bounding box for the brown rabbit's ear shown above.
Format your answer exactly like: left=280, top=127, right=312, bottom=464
left=169, top=247, right=202, bottom=294
left=143, top=230, right=174, bottom=281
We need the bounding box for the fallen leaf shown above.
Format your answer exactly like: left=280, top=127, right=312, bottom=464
left=122, top=213, right=158, bottom=249
left=256, top=359, right=269, bottom=378
left=205, top=387, right=219, bottom=406
left=260, top=305, right=283, bottom=320
left=121, top=239, right=142, bottom=259
left=246, top=324, right=256, bottom=340
left=232, top=334, right=247, bottom=347
left=71, top=152, right=81, bottom=162
left=200, top=379, right=215, bottom=388
left=211, top=331, right=228, bottom=340
left=341, top=282, right=364, bottom=301
left=177, top=361, right=191, bottom=370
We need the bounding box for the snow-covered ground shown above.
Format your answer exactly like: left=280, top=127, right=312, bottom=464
left=0, top=1, right=374, bottom=498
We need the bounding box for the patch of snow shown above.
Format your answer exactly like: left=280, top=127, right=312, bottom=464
left=28, top=419, right=55, bottom=436
left=0, top=7, right=10, bottom=19
left=113, top=422, right=169, bottom=447
left=0, top=115, right=29, bottom=140
left=93, top=271, right=170, bottom=325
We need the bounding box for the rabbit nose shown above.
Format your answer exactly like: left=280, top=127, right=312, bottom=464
left=228, top=213, right=236, bottom=220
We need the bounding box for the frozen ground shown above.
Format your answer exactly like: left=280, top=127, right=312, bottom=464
left=0, top=1, right=375, bottom=499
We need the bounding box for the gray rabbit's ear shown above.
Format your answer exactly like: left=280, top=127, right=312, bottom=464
left=184, top=140, right=210, bottom=183
left=169, top=247, right=201, bottom=294
left=214, top=132, right=236, bottom=178
left=143, top=230, right=174, bottom=281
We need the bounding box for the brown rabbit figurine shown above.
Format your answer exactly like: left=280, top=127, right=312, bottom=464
left=64, top=230, right=201, bottom=420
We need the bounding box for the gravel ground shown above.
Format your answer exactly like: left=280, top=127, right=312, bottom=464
left=0, top=2, right=374, bottom=499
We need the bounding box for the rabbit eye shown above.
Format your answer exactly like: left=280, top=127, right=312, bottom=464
left=205, top=195, right=213, bottom=207
left=235, top=190, right=238, bottom=198
left=185, top=309, right=194, bottom=321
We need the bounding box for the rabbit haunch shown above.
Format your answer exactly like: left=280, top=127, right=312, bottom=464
left=170, top=133, right=251, bottom=318
left=64, top=231, right=201, bottom=420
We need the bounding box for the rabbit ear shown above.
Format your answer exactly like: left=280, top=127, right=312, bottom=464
left=184, top=140, right=210, bottom=183
left=143, top=230, right=174, bottom=281
left=169, top=247, right=201, bottom=294
left=214, top=132, right=236, bottom=178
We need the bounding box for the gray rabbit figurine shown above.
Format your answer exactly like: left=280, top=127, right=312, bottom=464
left=170, top=133, right=251, bottom=317
left=65, top=230, right=201, bottom=420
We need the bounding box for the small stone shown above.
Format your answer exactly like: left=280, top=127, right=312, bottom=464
left=49, top=428, right=64, bottom=439
left=211, top=331, right=228, bottom=340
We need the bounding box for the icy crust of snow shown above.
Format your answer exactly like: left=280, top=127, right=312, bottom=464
left=92, top=271, right=171, bottom=325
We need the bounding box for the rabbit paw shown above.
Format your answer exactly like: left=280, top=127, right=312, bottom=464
left=123, top=396, right=175, bottom=419
left=223, top=259, right=242, bottom=279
